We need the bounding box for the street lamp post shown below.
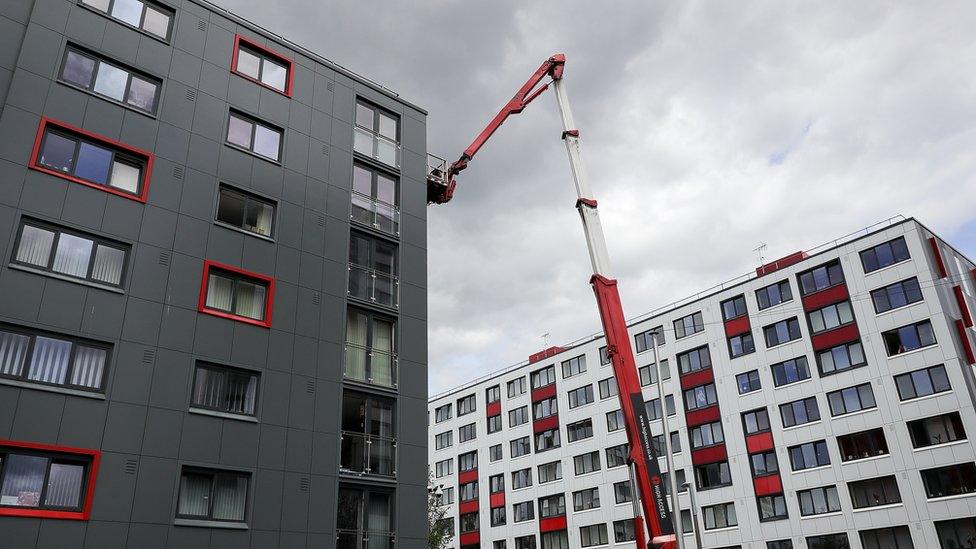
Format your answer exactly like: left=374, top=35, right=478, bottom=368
left=650, top=330, right=682, bottom=549
left=681, top=482, right=704, bottom=549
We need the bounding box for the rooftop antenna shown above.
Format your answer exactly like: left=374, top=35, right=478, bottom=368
left=541, top=332, right=551, bottom=348
left=754, top=242, right=767, bottom=266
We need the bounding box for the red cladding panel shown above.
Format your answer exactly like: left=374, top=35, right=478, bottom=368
left=972, top=268, right=976, bottom=286
left=458, top=469, right=478, bottom=484
left=529, top=346, right=565, bottom=364
left=746, top=432, right=775, bottom=454
left=198, top=261, right=276, bottom=328
left=956, top=319, right=976, bottom=365
left=753, top=476, right=783, bottom=496
left=679, top=368, right=714, bottom=390
left=691, top=444, right=727, bottom=465
left=756, top=251, right=808, bottom=277
left=231, top=35, right=295, bottom=97
left=810, top=323, right=860, bottom=351
left=459, top=532, right=480, bottom=546
left=929, top=237, right=948, bottom=279
left=533, top=415, right=559, bottom=434
left=685, top=405, right=721, bottom=428
left=458, top=500, right=478, bottom=514
left=0, top=439, right=100, bottom=520
left=539, top=516, right=567, bottom=533
left=724, top=315, right=751, bottom=337
left=954, top=286, right=974, bottom=328
left=490, top=492, right=505, bottom=508
left=801, top=283, right=849, bottom=311
left=486, top=401, right=501, bottom=417
left=531, top=383, right=556, bottom=402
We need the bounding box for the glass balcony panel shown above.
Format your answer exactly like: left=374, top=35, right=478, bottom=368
left=344, top=345, right=368, bottom=382
left=350, top=192, right=400, bottom=237
left=351, top=193, right=373, bottom=227
left=367, top=533, right=395, bottom=549
left=354, top=127, right=373, bottom=157
left=348, top=264, right=371, bottom=301
left=373, top=272, right=398, bottom=308
left=375, top=202, right=398, bottom=235
left=376, top=138, right=397, bottom=166
left=369, top=438, right=396, bottom=477
left=337, top=531, right=362, bottom=549
left=371, top=351, right=395, bottom=388
left=340, top=431, right=368, bottom=474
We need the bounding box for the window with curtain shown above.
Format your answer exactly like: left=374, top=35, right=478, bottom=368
left=176, top=468, right=249, bottom=523
left=0, top=447, right=90, bottom=512
left=340, top=392, right=396, bottom=477
left=190, top=362, right=258, bottom=416
left=336, top=486, right=394, bottom=546
left=216, top=185, right=275, bottom=238
left=0, top=325, right=108, bottom=392
left=202, top=265, right=271, bottom=324
left=344, top=309, right=396, bottom=388
left=13, top=220, right=128, bottom=286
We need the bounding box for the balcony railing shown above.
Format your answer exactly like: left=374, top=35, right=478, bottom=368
left=340, top=431, right=397, bottom=477
left=337, top=530, right=395, bottom=549
left=344, top=343, right=397, bottom=389
left=348, top=264, right=399, bottom=309
left=351, top=191, right=400, bottom=237
left=354, top=127, right=400, bottom=168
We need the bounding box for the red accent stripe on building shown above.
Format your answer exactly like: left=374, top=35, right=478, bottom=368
left=458, top=469, right=478, bottom=484
left=745, top=432, right=775, bottom=454
left=0, top=439, right=100, bottom=520
left=954, top=286, right=974, bottom=328
left=753, top=475, right=783, bottom=497
left=810, top=323, right=860, bottom=351
left=756, top=251, right=808, bottom=277
left=231, top=34, right=295, bottom=97
left=691, top=443, right=727, bottom=465
left=489, top=492, right=505, bottom=508
left=685, top=405, right=721, bottom=428
left=956, top=319, right=976, bottom=365
left=458, top=499, right=478, bottom=514
left=533, top=414, right=559, bottom=433
left=531, top=383, right=556, bottom=402
left=539, top=516, right=567, bottom=533
left=459, top=531, right=480, bottom=546
left=198, top=260, right=276, bottom=328
left=972, top=268, right=976, bottom=286
left=929, top=237, right=948, bottom=278
left=486, top=401, right=501, bottom=417
left=801, top=283, right=849, bottom=311
left=723, top=315, right=751, bottom=337
left=529, top=346, right=565, bottom=364
left=679, top=368, right=714, bottom=390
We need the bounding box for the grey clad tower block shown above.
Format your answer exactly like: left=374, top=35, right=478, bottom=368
left=0, top=0, right=428, bottom=547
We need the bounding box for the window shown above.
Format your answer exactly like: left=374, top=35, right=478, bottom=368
left=574, top=452, right=601, bottom=475
left=459, top=481, right=478, bottom=502
left=534, top=428, right=560, bottom=452
left=59, top=47, right=160, bottom=113
left=613, top=519, right=635, bottom=543
left=756, top=279, right=792, bottom=310
left=634, top=326, right=665, bottom=353
left=871, top=277, right=923, bottom=313
left=677, top=346, right=711, bottom=374
left=200, top=261, right=274, bottom=327
left=920, top=462, right=976, bottom=499
left=613, top=481, right=632, bottom=503
left=817, top=340, right=866, bottom=375
left=347, top=232, right=398, bottom=308
left=750, top=451, right=778, bottom=477
left=190, top=362, right=259, bottom=416
left=459, top=451, right=477, bottom=472
left=606, top=444, right=628, bottom=468
left=908, top=412, right=967, bottom=448
left=827, top=383, right=875, bottom=416
left=490, top=506, right=506, bottom=527
left=486, top=385, right=501, bottom=403
left=646, top=398, right=664, bottom=420
left=511, top=437, right=530, bottom=458
left=883, top=320, right=936, bottom=355
left=798, top=260, right=845, bottom=295
left=767, top=540, right=794, bottom=549
left=340, top=392, right=395, bottom=477
left=508, top=376, right=527, bottom=397
left=797, top=485, right=841, bottom=516
left=573, top=488, right=600, bottom=511
left=32, top=119, right=151, bottom=201
left=639, top=360, right=671, bottom=385
left=599, top=346, right=610, bottom=365
left=434, top=459, right=452, bottom=478
left=838, top=428, right=889, bottom=462
left=354, top=100, right=399, bottom=167
left=509, top=406, right=529, bottom=427
left=936, top=518, right=976, bottom=549
left=487, top=415, right=502, bottom=434
left=533, top=397, right=557, bottom=420
left=763, top=317, right=802, bottom=347
left=895, top=364, right=950, bottom=400
left=512, top=501, right=534, bottom=522
left=0, top=324, right=109, bottom=393
left=13, top=220, right=128, bottom=288
left=231, top=35, right=292, bottom=95
left=568, top=385, right=594, bottom=408
left=860, top=236, right=910, bottom=273
left=0, top=441, right=98, bottom=519
left=728, top=332, right=755, bottom=358
left=344, top=308, right=396, bottom=388
left=531, top=366, right=556, bottom=389
left=512, top=468, right=532, bottom=489
left=681, top=510, right=693, bottom=534
left=515, top=535, right=537, bottom=549
left=670, top=431, right=682, bottom=453
left=489, top=444, right=503, bottom=462
left=537, top=493, right=566, bottom=520
left=434, top=404, right=452, bottom=423
left=459, top=511, right=478, bottom=533
left=690, top=421, right=724, bottom=449
left=721, top=295, right=748, bottom=320
left=808, top=301, right=855, bottom=334
left=541, top=531, right=569, bottom=549
left=226, top=111, right=282, bottom=162
left=440, top=487, right=454, bottom=505
left=695, top=461, right=731, bottom=490
left=683, top=383, right=717, bottom=411
left=598, top=378, right=617, bottom=399
left=770, top=356, right=810, bottom=386
left=742, top=408, right=770, bottom=435
left=806, top=534, right=849, bottom=549
left=736, top=370, right=761, bottom=394
left=579, top=524, right=608, bottom=547
left=859, top=526, right=913, bottom=549
left=538, top=461, right=562, bottom=483
left=488, top=473, right=504, bottom=493
left=80, top=0, right=173, bottom=40
left=434, top=431, right=452, bottom=450
left=848, top=476, right=901, bottom=509
left=789, top=440, right=830, bottom=470
left=176, top=468, right=249, bottom=523
left=351, top=162, right=399, bottom=236
left=674, top=312, right=704, bottom=339
left=665, top=394, right=676, bottom=416
left=703, top=502, right=737, bottom=530
left=457, top=394, right=476, bottom=416
left=606, top=410, right=624, bottom=432
left=458, top=423, right=476, bottom=443
left=561, top=355, right=586, bottom=378
left=567, top=420, right=593, bottom=443
left=494, top=540, right=507, bottom=549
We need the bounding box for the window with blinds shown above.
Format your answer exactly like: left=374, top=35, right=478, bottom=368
left=190, top=362, right=259, bottom=417
left=176, top=468, right=249, bottom=523
left=199, top=262, right=274, bottom=327
left=13, top=220, right=128, bottom=287
left=0, top=325, right=109, bottom=392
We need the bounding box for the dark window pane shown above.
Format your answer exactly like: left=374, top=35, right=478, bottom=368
left=62, top=51, right=95, bottom=88
left=217, top=190, right=246, bottom=228
left=0, top=454, right=47, bottom=507
left=40, top=133, right=76, bottom=172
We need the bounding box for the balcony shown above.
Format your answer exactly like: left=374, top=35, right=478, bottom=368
left=351, top=191, right=399, bottom=237
left=340, top=431, right=397, bottom=478
left=354, top=127, right=400, bottom=168
left=344, top=343, right=397, bottom=389
left=337, top=530, right=395, bottom=549
left=348, top=264, right=399, bottom=309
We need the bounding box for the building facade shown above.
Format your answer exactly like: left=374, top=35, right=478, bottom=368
left=0, top=0, right=428, bottom=547
left=428, top=217, right=976, bottom=549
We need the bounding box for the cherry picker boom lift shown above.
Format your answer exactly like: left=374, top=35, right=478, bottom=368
left=426, top=54, right=679, bottom=549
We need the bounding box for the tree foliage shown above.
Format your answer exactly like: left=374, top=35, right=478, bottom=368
left=428, top=470, right=453, bottom=549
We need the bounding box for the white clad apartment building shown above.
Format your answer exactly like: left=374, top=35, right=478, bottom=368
left=427, top=217, right=976, bottom=549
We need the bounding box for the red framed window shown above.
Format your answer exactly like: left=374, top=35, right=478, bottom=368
left=0, top=439, right=100, bottom=520
left=231, top=35, right=294, bottom=97
left=30, top=117, right=153, bottom=203
left=198, top=261, right=275, bottom=328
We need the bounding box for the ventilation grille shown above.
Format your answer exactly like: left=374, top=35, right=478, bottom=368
left=327, top=82, right=335, bottom=92
left=185, top=89, right=196, bottom=102
left=142, top=349, right=156, bottom=364
left=306, top=381, right=315, bottom=394
left=158, top=251, right=171, bottom=267
left=321, top=144, right=329, bottom=156
left=317, top=214, right=326, bottom=227
left=312, top=293, right=321, bottom=306
left=172, top=166, right=184, bottom=180
left=299, top=477, right=310, bottom=492
left=124, top=459, right=138, bottom=475
left=197, top=20, right=207, bottom=31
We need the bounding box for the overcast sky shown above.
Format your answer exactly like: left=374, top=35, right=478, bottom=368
left=211, top=0, right=976, bottom=395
